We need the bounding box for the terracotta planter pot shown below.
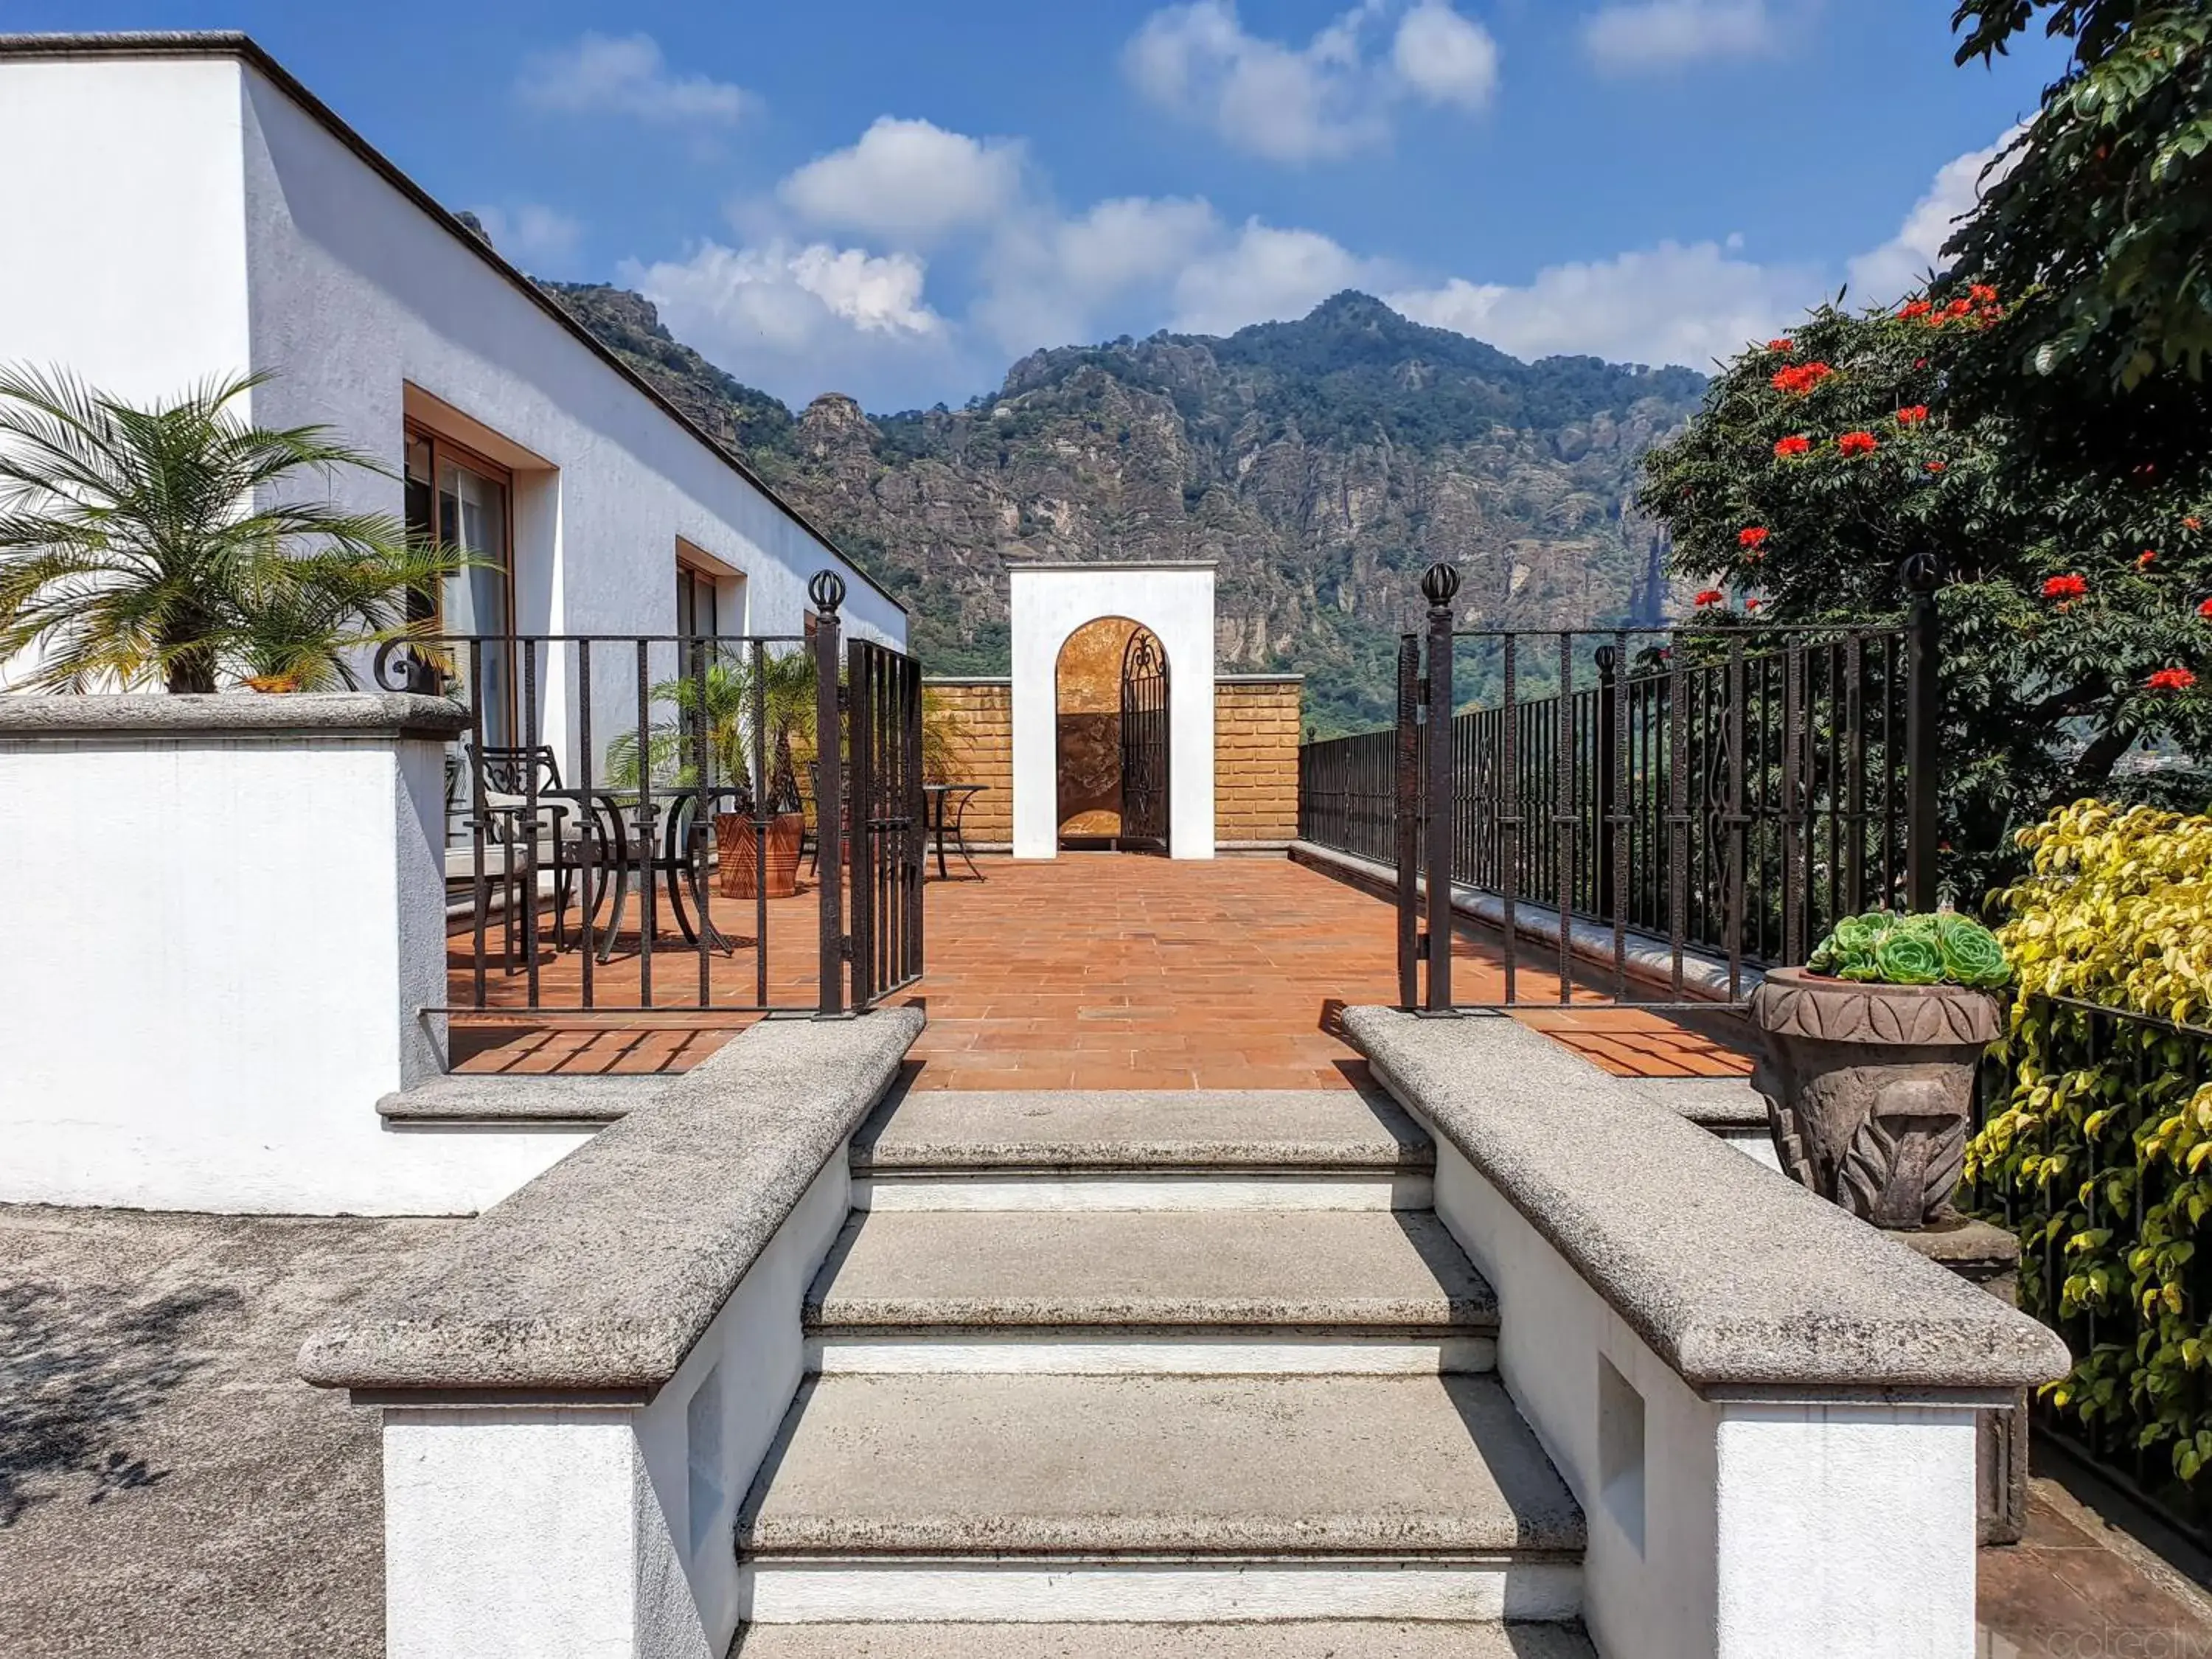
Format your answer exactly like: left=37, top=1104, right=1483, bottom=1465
left=715, top=811, right=805, bottom=900
left=1749, top=965, right=2003, bottom=1229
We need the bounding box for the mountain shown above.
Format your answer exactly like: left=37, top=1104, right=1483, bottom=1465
left=546, top=283, right=1705, bottom=734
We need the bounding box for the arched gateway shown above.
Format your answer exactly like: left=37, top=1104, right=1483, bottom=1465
left=1009, top=561, right=1217, bottom=859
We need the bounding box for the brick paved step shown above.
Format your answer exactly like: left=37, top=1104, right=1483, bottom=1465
left=804, top=1208, right=1497, bottom=1374
left=736, top=1373, right=1583, bottom=1624
left=852, top=1089, right=1433, bottom=1211
left=734, top=1621, right=1595, bottom=1656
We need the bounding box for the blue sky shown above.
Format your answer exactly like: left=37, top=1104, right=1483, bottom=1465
left=18, top=1, right=2067, bottom=411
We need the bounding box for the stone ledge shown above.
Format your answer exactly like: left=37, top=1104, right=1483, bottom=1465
left=1291, top=840, right=1763, bottom=1005
left=299, top=1006, right=924, bottom=1396
left=376, top=1073, right=675, bottom=1124
left=1343, top=1006, right=2070, bottom=1395
left=0, top=691, right=470, bottom=740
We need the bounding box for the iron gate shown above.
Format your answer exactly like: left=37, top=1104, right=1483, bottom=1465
left=1119, top=627, right=1170, bottom=852
left=1301, top=559, right=1942, bottom=1012
left=845, top=617, right=925, bottom=1009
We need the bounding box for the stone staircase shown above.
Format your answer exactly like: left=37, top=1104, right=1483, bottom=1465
left=733, top=1088, right=1593, bottom=1655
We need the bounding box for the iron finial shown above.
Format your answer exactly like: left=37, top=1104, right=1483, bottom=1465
left=808, top=569, right=847, bottom=615
left=1900, top=552, right=1941, bottom=596
left=1419, top=562, right=1460, bottom=608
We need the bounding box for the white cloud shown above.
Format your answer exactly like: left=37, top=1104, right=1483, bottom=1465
left=1123, top=0, right=1496, bottom=163
left=516, top=33, right=753, bottom=126
left=1581, top=1, right=1778, bottom=74
left=1845, top=132, right=2018, bottom=304
left=1391, top=240, right=1820, bottom=368
left=779, top=118, right=1025, bottom=244
left=977, top=196, right=1222, bottom=352
left=1393, top=1, right=1500, bottom=110
left=468, top=204, right=585, bottom=267
left=1172, top=220, right=1390, bottom=335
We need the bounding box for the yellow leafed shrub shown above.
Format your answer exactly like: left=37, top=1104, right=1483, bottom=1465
left=1968, top=800, right=2212, bottom=1483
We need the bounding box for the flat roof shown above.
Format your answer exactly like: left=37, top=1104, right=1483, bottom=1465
left=0, top=29, right=905, bottom=618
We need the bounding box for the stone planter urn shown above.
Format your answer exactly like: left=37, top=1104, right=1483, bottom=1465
left=1749, top=966, right=2004, bottom=1228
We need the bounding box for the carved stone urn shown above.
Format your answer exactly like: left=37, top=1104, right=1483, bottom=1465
left=1749, top=967, right=2003, bottom=1228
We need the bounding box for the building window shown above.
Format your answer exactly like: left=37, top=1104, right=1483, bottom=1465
left=676, top=561, right=720, bottom=641
left=406, top=427, right=515, bottom=743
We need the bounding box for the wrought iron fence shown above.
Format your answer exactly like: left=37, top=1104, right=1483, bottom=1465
left=1297, top=560, right=1941, bottom=1009
left=1967, top=993, right=2212, bottom=1551
left=378, top=570, right=921, bottom=1020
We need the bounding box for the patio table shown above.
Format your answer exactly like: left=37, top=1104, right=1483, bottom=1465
left=922, top=782, right=988, bottom=881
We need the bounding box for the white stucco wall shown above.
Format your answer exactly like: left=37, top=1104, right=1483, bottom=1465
left=0, top=46, right=904, bottom=740
left=1420, top=1127, right=1981, bottom=1659
left=0, top=723, right=591, bottom=1214
left=1009, top=563, right=1217, bottom=860
left=381, top=1152, right=852, bottom=1659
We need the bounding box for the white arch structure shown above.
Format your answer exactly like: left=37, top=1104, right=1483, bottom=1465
left=1009, top=561, right=1217, bottom=860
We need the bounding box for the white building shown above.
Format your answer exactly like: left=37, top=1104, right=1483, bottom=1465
left=0, top=29, right=905, bottom=731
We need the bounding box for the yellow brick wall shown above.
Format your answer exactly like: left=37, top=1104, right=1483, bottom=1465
left=1213, top=678, right=1303, bottom=844
left=925, top=680, right=1014, bottom=844
left=922, top=675, right=1304, bottom=846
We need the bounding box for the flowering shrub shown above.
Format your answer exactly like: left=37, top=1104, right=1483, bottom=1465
left=2042, top=574, right=2089, bottom=601
left=1966, top=801, right=2212, bottom=1481
left=1638, top=293, right=2212, bottom=893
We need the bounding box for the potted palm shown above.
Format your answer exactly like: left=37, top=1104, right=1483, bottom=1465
left=1751, top=908, right=2012, bottom=1228
left=607, top=645, right=816, bottom=900
left=0, top=367, right=466, bottom=691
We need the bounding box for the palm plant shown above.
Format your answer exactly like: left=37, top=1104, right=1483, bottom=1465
left=0, top=366, right=466, bottom=693
left=607, top=644, right=817, bottom=810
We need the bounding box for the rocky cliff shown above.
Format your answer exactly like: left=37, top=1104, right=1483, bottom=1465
left=546, top=283, right=1703, bottom=733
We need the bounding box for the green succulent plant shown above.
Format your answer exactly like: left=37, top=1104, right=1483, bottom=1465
left=1805, top=907, right=2011, bottom=989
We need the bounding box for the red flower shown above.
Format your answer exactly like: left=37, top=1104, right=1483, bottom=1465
left=1945, top=296, right=1974, bottom=319
left=1925, top=461, right=1947, bottom=473
left=1738, top=526, right=1769, bottom=548
left=2042, top=574, right=2088, bottom=601
left=1895, top=405, right=1929, bottom=425
left=1767, top=338, right=1795, bottom=352
left=2187, top=517, right=2202, bottom=531
left=1770, top=361, right=1834, bottom=395
left=1898, top=299, right=1933, bottom=320
left=1746, top=598, right=1762, bottom=611
left=1837, top=430, right=1878, bottom=457
left=1773, top=434, right=1811, bottom=458
left=1913, top=358, right=1928, bottom=369
left=1694, top=590, right=1725, bottom=608
left=2148, top=667, right=2197, bottom=692
left=1969, top=284, right=1998, bottom=305
left=2140, top=549, right=2159, bottom=568
left=2197, top=599, right=2212, bottom=619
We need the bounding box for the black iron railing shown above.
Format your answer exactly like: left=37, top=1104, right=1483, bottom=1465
left=1298, top=559, right=1941, bottom=1009
left=378, top=571, right=921, bottom=1020
left=1968, top=992, right=2212, bottom=1551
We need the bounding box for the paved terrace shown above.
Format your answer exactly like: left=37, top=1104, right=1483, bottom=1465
left=453, top=853, right=1759, bottom=1085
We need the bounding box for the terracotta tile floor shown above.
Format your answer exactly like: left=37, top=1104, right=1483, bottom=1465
left=451, top=854, right=1755, bottom=1085
left=1978, top=1479, right=2212, bottom=1655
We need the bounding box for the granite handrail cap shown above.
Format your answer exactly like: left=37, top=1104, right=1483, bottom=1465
left=299, top=1006, right=923, bottom=1396
left=1343, top=1006, right=2071, bottom=1395
left=0, top=690, right=470, bottom=738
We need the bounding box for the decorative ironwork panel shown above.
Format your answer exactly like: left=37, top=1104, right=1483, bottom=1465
left=1118, top=628, right=1170, bottom=852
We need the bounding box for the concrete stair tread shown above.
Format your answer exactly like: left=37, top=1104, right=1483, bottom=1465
left=734, top=1622, right=1593, bottom=1656
left=738, top=1373, right=1582, bottom=1557
left=807, top=1208, right=1498, bottom=1332
left=855, top=1090, right=1431, bottom=1173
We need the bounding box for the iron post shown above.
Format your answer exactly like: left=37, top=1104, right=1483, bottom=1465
left=1902, top=553, right=1941, bottom=913
left=1421, top=563, right=1458, bottom=1013
left=810, top=570, right=848, bottom=1016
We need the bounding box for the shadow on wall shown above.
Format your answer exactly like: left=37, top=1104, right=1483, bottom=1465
left=0, top=1281, right=238, bottom=1527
